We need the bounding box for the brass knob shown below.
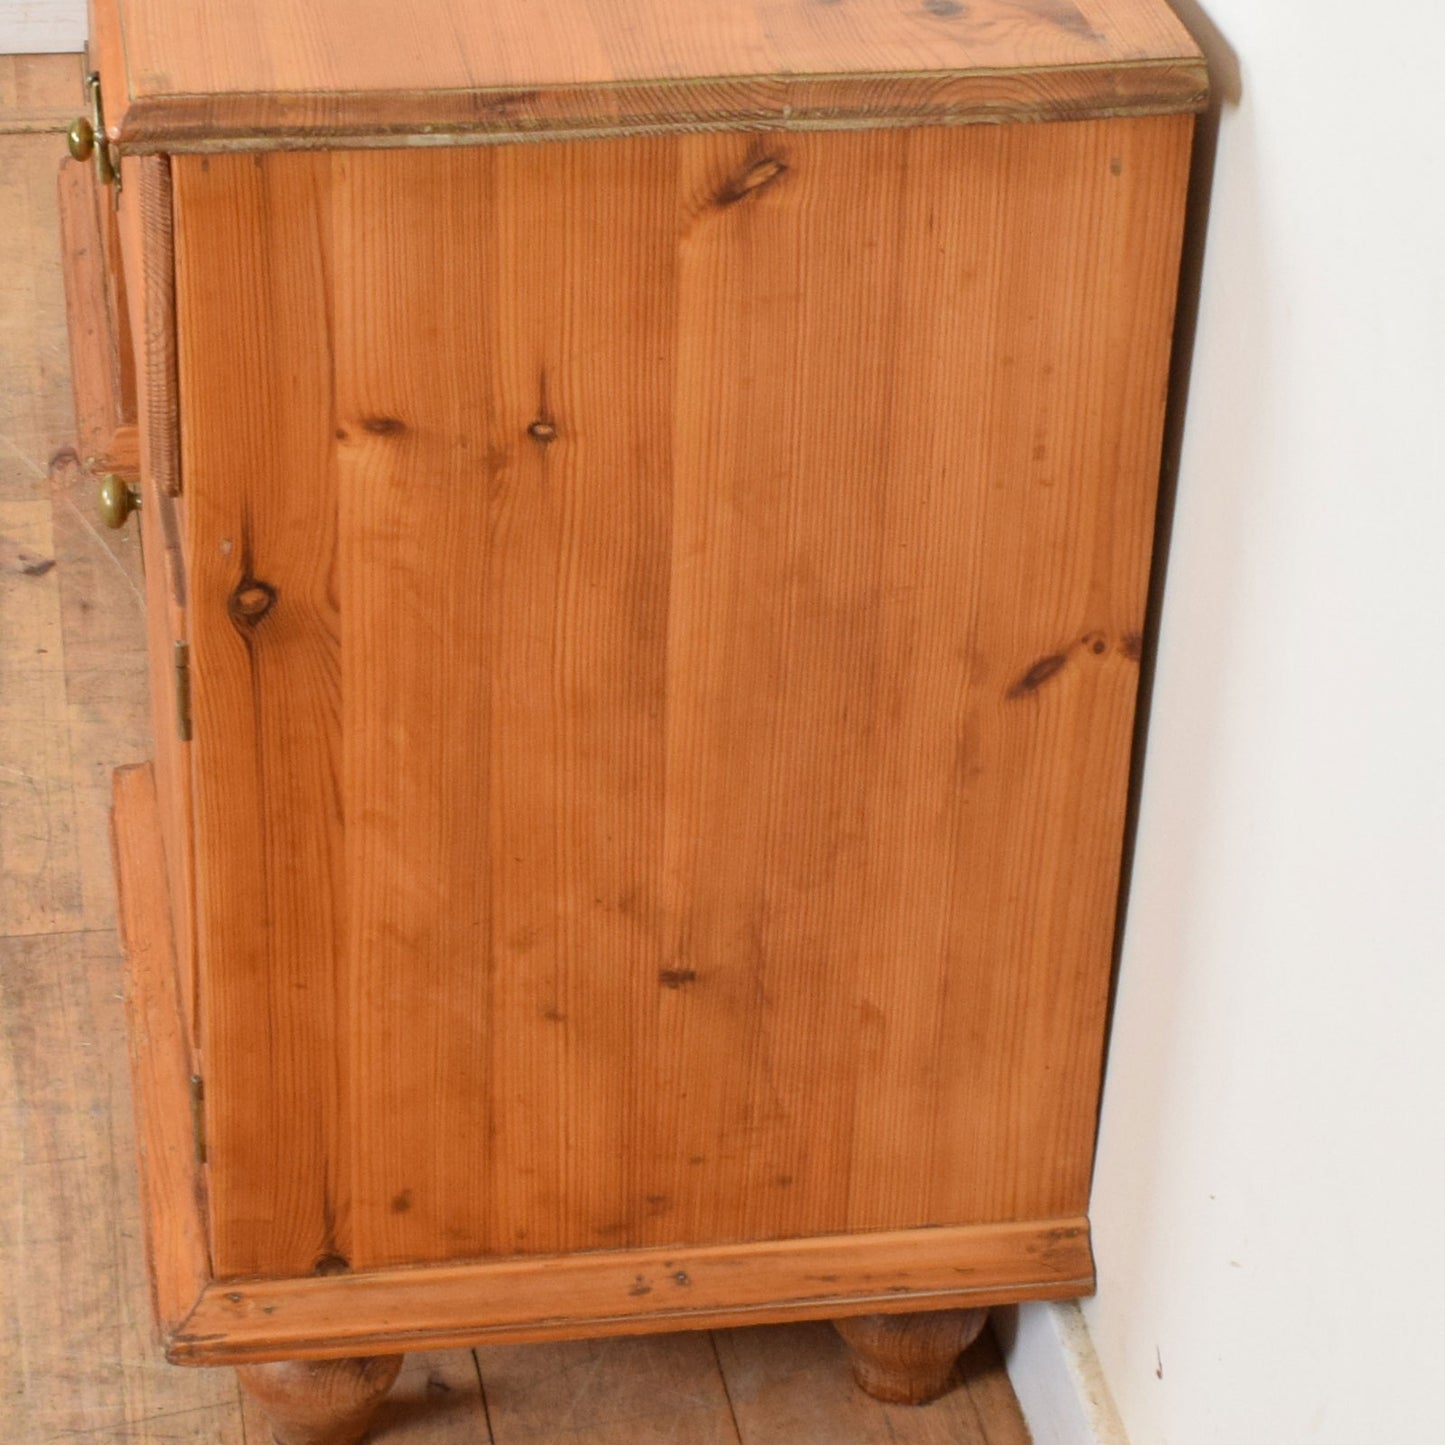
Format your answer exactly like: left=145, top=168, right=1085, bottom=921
left=98, top=473, right=140, bottom=529
left=67, top=116, right=95, bottom=162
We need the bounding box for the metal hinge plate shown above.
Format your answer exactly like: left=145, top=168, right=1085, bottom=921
left=189, top=1073, right=206, bottom=1164
left=174, top=639, right=192, bottom=741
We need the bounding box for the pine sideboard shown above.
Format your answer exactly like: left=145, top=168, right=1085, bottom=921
left=61, top=0, right=1206, bottom=1438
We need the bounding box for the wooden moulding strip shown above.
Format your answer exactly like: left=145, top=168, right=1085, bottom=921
left=132, top=154, right=182, bottom=499
left=112, top=763, right=212, bottom=1334
left=113, top=62, right=1208, bottom=154
left=170, top=1218, right=1094, bottom=1365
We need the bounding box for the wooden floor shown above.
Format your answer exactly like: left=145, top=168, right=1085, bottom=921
left=0, top=55, right=1033, bottom=1445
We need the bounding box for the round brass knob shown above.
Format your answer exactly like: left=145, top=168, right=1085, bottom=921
left=67, top=116, right=95, bottom=162
left=98, top=473, right=140, bottom=529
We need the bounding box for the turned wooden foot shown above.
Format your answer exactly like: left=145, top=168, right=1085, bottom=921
left=834, top=1308, right=989, bottom=1404
left=236, top=1355, right=404, bottom=1445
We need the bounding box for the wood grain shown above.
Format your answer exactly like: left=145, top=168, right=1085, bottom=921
left=477, top=1333, right=740, bottom=1445
left=715, top=1322, right=1011, bottom=1445
left=0, top=116, right=233, bottom=1431
left=173, top=115, right=1190, bottom=1283
left=169, top=1218, right=1093, bottom=1364
left=55, top=156, right=137, bottom=477
left=235, top=1355, right=403, bottom=1445
left=0, top=497, right=80, bottom=935
left=833, top=1310, right=989, bottom=1404
left=174, top=147, right=347, bottom=1278
left=111, top=762, right=210, bottom=1330
left=97, top=0, right=1204, bottom=148
left=115, top=153, right=197, bottom=1039
left=955, top=1329, right=1035, bottom=1443
left=118, top=154, right=180, bottom=499
left=9, top=62, right=1041, bottom=1438
left=0, top=54, right=83, bottom=135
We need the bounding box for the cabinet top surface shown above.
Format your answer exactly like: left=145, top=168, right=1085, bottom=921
left=99, top=0, right=1205, bottom=150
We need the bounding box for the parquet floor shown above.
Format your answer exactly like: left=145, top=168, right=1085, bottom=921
left=0, top=53, right=1033, bottom=1445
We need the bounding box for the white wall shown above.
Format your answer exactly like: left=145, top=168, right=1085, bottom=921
left=0, top=1, right=86, bottom=54
left=1083, top=1, right=1445, bottom=1441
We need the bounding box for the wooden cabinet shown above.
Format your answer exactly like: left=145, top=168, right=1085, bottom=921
left=77, top=0, right=1204, bottom=1437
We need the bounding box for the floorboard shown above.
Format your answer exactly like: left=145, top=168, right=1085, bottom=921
left=0, top=52, right=1034, bottom=1445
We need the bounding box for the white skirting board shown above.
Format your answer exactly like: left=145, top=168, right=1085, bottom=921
left=1, top=2, right=87, bottom=54
left=994, top=1301, right=1131, bottom=1445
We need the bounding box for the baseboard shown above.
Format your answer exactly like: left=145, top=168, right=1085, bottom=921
left=993, top=1300, right=1130, bottom=1445
left=1, top=3, right=87, bottom=54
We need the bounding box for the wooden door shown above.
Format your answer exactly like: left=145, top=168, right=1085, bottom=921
left=172, top=117, right=1191, bottom=1281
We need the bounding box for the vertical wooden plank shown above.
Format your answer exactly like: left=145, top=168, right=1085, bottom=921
left=651, top=117, right=1193, bottom=1239
left=173, top=150, right=346, bottom=1278
left=479, top=137, right=676, bottom=1260
left=327, top=144, right=501, bottom=1270
left=117, top=155, right=197, bottom=1041
left=651, top=127, right=912, bottom=1242
left=330, top=139, right=679, bottom=1266
left=914, top=114, right=1193, bottom=1223
left=112, top=763, right=210, bottom=1331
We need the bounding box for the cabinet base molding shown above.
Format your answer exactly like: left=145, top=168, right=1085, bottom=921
left=171, top=1222, right=1091, bottom=1365
left=115, top=761, right=1095, bottom=1372
left=236, top=1355, right=403, bottom=1445
left=114, top=760, right=1095, bottom=1370
left=834, top=1308, right=989, bottom=1404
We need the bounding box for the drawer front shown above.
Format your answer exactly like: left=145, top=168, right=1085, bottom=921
left=172, top=118, right=1191, bottom=1281
left=57, top=153, right=137, bottom=475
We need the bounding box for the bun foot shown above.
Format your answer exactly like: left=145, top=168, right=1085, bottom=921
left=236, top=1355, right=404, bottom=1445
left=834, top=1308, right=989, bottom=1404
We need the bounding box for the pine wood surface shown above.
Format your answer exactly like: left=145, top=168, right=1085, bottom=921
left=174, top=118, right=1189, bottom=1284
left=834, top=1311, right=990, bottom=1404
left=115, top=151, right=198, bottom=1040
left=169, top=1218, right=1091, bottom=1364
left=55, top=155, right=138, bottom=477
left=0, top=53, right=82, bottom=135
left=94, top=0, right=1205, bottom=148
left=4, top=60, right=1031, bottom=1443
left=235, top=1355, right=405, bottom=1445
left=111, top=762, right=209, bottom=1331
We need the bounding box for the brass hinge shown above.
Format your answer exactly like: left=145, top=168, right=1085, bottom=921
left=173, top=639, right=192, bottom=741
left=189, top=1073, right=206, bottom=1164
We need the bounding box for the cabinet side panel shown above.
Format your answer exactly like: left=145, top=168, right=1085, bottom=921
left=175, top=118, right=1190, bottom=1279
left=173, top=151, right=346, bottom=1278
left=658, top=116, right=1192, bottom=1236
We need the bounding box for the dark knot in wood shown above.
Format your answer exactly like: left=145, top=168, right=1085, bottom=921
left=1007, top=651, right=1067, bottom=698
left=715, top=154, right=789, bottom=207
left=228, top=577, right=277, bottom=627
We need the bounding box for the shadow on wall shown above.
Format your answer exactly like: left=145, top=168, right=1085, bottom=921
left=1103, top=0, right=1243, bottom=1084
